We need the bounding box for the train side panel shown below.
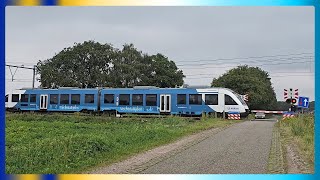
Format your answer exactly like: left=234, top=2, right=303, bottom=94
left=6, top=89, right=99, bottom=112
left=5, top=87, right=249, bottom=117
left=100, top=88, right=219, bottom=116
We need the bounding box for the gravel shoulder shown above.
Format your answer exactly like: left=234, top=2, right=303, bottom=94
left=281, top=129, right=313, bottom=173
left=268, top=119, right=313, bottom=174
left=267, top=122, right=285, bottom=173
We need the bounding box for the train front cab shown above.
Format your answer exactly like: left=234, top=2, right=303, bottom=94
left=219, top=88, right=249, bottom=118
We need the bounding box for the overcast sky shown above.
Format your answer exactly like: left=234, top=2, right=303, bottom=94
left=5, top=6, right=314, bottom=101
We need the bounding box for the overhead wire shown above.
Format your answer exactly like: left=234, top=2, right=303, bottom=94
left=185, top=74, right=314, bottom=80
left=176, top=56, right=313, bottom=66
left=174, top=52, right=313, bottom=63
left=179, top=60, right=313, bottom=70
left=5, top=52, right=314, bottom=82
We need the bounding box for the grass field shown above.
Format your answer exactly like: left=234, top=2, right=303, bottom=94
left=6, top=113, right=239, bottom=174
left=279, top=114, right=314, bottom=172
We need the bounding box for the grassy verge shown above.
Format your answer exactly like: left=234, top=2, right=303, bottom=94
left=6, top=113, right=240, bottom=174
left=267, top=123, right=285, bottom=173
left=279, top=114, right=314, bottom=173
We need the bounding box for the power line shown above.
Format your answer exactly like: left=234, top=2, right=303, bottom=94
left=185, top=74, right=314, bottom=80
left=270, top=74, right=315, bottom=77
left=6, top=52, right=313, bottom=65
left=6, top=80, right=34, bottom=82
left=174, top=52, right=313, bottom=63
left=178, top=60, right=313, bottom=70
left=176, top=56, right=313, bottom=67
left=5, top=64, right=37, bottom=88
left=5, top=63, right=37, bottom=66
left=184, top=71, right=314, bottom=77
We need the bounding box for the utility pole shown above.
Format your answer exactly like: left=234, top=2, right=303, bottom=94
left=290, top=88, right=293, bottom=107
left=32, top=65, right=36, bottom=89
left=6, top=64, right=36, bottom=89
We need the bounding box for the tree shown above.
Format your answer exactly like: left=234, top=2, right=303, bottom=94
left=275, top=101, right=291, bottom=111
left=143, top=53, right=185, bottom=88
left=309, top=101, right=315, bottom=111
left=37, top=41, right=116, bottom=88
left=36, top=41, right=185, bottom=88
left=109, top=44, right=145, bottom=87
left=211, top=65, right=277, bottom=110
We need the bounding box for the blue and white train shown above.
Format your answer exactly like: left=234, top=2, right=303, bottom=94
left=5, top=86, right=249, bottom=117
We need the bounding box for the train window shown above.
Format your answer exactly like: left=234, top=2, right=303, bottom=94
left=5, top=95, right=8, bottom=102
left=104, top=94, right=114, bottom=104
left=50, top=94, right=58, bottom=104
left=132, top=94, right=143, bottom=106
left=71, top=94, right=80, bottom=105
left=119, top=94, right=130, bottom=105
left=85, top=94, right=95, bottom=103
left=12, top=94, right=19, bottom=102
left=30, top=94, right=37, bottom=103
left=21, top=94, right=29, bottom=103
left=225, top=94, right=238, bottom=105
left=146, top=94, right=157, bottom=106
left=189, top=94, right=202, bottom=105
left=60, top=94, right=69, bottom=104
left=205, top=94, right=218, bottom=105
left=177, top=94, right=186, bottom=105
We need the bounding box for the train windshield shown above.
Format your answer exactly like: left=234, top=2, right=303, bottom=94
left=236, top=93, right=247, bottom=106
left=229, top=90, right=247, bottom=106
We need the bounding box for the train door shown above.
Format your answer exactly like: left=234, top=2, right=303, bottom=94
left=40, top=94, right=48, bottom=110
left=160, top=94, right=171, bottom=113
left=218, top=93, right=225, bottom=113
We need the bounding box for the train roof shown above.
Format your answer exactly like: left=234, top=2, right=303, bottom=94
left=15, top=86, right=234, bottom=91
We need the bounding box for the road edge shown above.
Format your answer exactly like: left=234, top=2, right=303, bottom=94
left=267, top=122, right=286, bottom=173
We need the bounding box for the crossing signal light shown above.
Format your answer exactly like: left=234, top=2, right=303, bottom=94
left=291, top=98, right=297, bottom=104
left=286, top=98, right=297, bottom=104
left=286, top=98, right=291, bottom=104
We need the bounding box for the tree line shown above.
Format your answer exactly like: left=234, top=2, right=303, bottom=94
left=36, top=41, right=185, bottom=88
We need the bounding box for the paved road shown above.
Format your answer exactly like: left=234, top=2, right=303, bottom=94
left=140, top=119, right=276, bottom=174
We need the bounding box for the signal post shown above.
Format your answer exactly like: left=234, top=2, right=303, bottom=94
left=284, top=88, right=298, bottom=112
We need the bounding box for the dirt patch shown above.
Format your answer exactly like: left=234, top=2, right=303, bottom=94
left=268, top=121, right=313, bottom=174
left=276, top=118, right=314, bottom=174
left=87, top=122, right=238, bottom=174
left=286, top=142, right=313, bottom=174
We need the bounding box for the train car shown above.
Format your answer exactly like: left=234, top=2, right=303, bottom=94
left=5, top=86, right=249, bottom=117
left=100, top=86, right=249, bottom=117
left=5, top=88, right=99, bottom=112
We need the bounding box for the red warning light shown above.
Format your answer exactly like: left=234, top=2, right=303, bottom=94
left=291, top=99, right=297, bottom=104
